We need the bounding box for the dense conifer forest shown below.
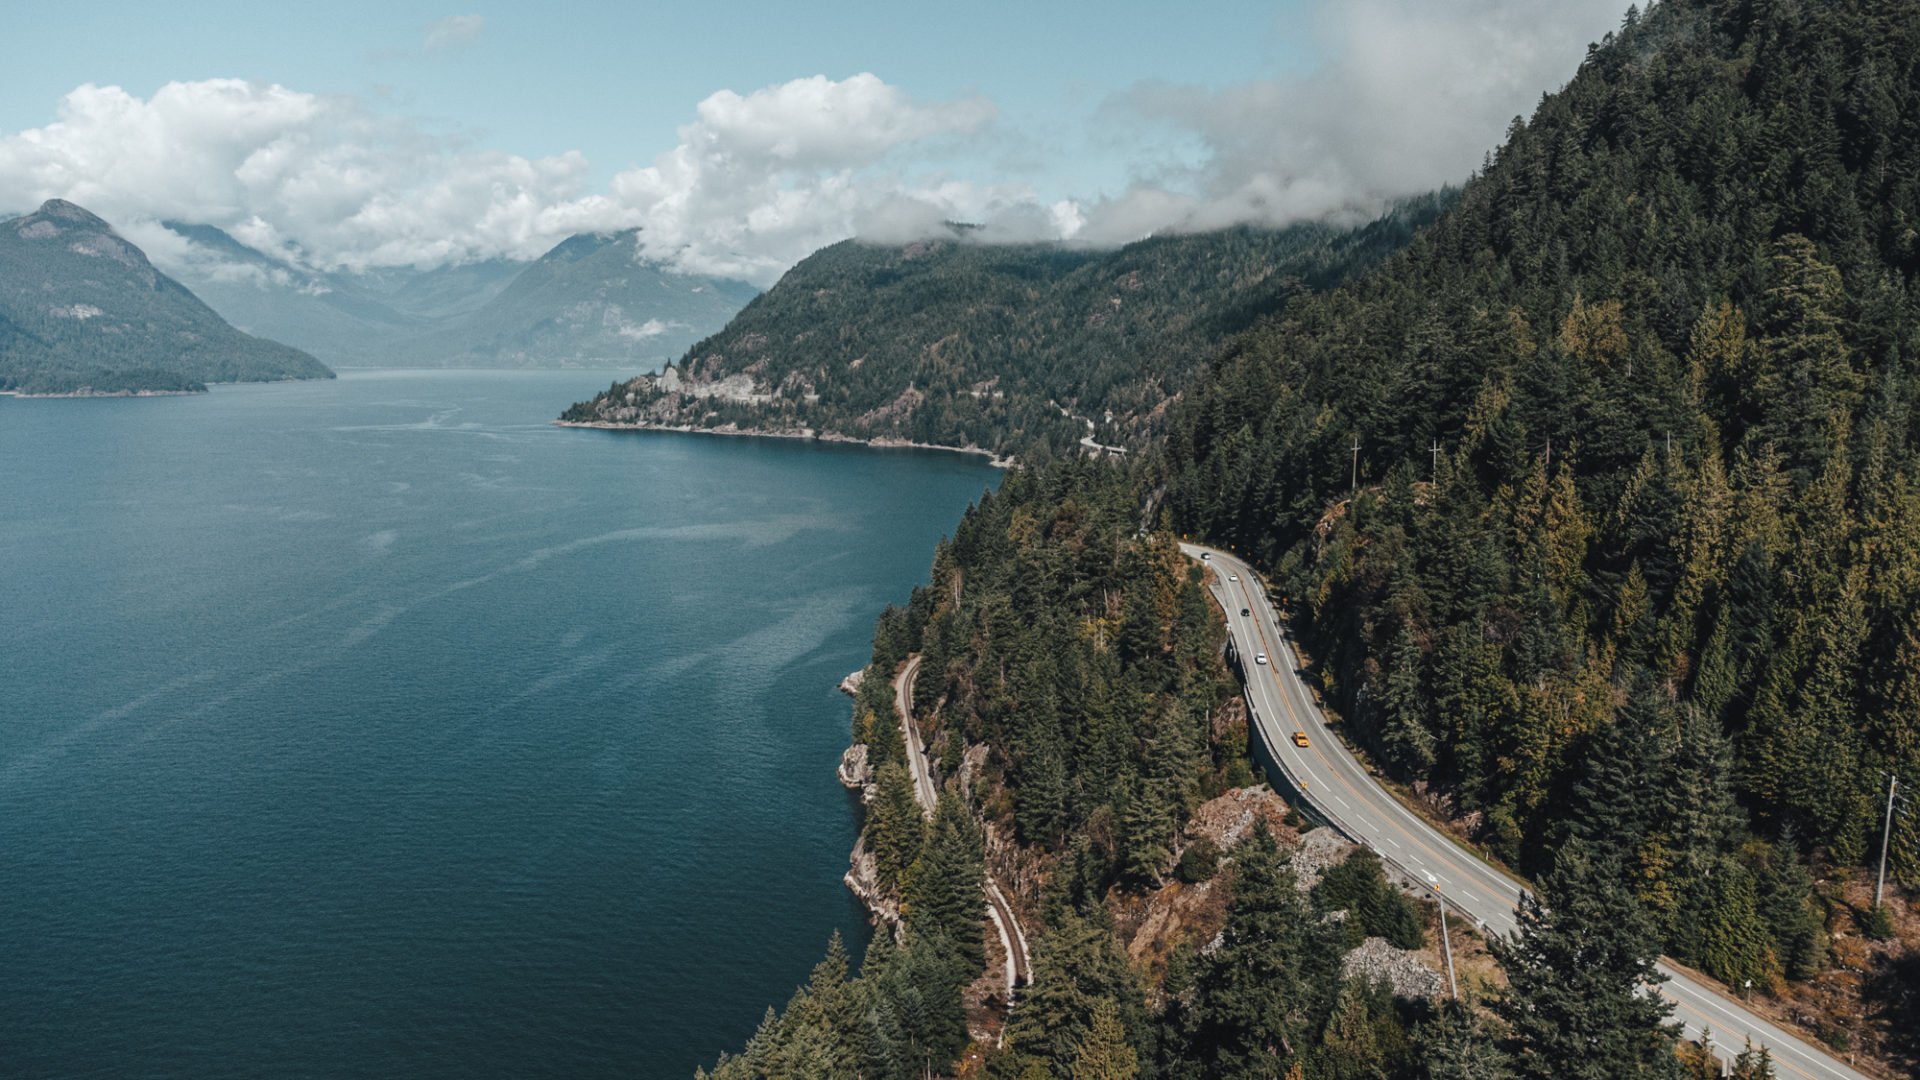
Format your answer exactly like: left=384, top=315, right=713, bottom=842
left=694, top=0, right=1920, bottom=1076
left=563, top=200, right=1448, bottom=462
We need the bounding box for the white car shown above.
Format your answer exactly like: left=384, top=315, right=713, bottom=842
left=1200, top=552, right=1210, bottom=561
left=1229, top=573, right=1239, bottom=582
left=1255, top=653, right=1268, bottom=666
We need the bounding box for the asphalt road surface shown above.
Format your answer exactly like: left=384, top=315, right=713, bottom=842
left=1184, top=543, right=1872, bottom=1080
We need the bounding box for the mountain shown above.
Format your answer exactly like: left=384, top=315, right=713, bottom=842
left=561, top=199, right=1449, bottom=461
left=1158, top=0, right=1920, bottom=1048
left=0, top=200, right=330, bottom=395
left=155, top=224, right=758, bottom=369
left=408, top=229, right=762, bottom=367
left=155, top=221, right=441, bottom=366
left=708, top=0, right=1920, bottom=1077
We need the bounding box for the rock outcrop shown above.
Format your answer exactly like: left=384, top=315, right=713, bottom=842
left=1343, top=936, right=1445, bottom=999
left=843, top=833, right=902, bottom=940
left=837, top=743, right=875, bottom=802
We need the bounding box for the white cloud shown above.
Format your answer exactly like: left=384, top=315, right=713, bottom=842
left=0, top=1, right=1630, bottom=287
left=0, top=78, right=624, bottom=273
left=607, top=73, right=1006, bottom=281
left=0, top=74, right=1009, bottom=285
left=424, top=14, right=485, bottom=51
left=1079, top=0, right=1629, bottom=241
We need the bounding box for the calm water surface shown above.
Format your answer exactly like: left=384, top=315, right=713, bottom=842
left=0, top=370, right=997, bottom=1078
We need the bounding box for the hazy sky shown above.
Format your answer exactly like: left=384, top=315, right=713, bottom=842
left=3, top=0, right=1632, bottom=284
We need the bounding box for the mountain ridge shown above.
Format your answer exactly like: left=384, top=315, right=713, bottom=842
left=0, top=199, right=331, bottom=395
left=150, top=222, right=760, bottom=369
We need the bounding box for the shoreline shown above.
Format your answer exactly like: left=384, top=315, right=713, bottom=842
left=1, top=387, right=205, bottom=398
left=553, top=418, right=1015, bottom=468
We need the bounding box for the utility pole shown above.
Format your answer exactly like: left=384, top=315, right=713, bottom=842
left=1350, top=436, right=1361, bottom=493
left=1878, top=773, right=1901, bottom=909
left=1430, top=439, right=1441, bottom=480
left=1423, top=870, right=1458, bottom=998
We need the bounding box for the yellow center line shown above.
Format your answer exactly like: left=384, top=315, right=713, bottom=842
left=1221, top=570, right=1501, bottom=903
left=1668, top=996, right=1818, bottom=1080
left=1204, top=551, right=1831, bottom=1080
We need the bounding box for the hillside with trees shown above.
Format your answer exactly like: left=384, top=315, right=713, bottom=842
left=1165, top=0, right=1920, bottom=946
left=697, top=0, right=1920, bottom=1077
left=0, top=200, right=331, bottom=395
left=561, top=201, right=1448, bottom=462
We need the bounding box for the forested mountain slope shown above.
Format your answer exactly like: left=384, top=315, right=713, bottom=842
left=563, top=200, right=1448, bottom=461
left=701, top=0, right=1920, bottom=1077
left=0, top=200, right=330, bottom=394
left=1165, top=0, right=1920, bottom=1006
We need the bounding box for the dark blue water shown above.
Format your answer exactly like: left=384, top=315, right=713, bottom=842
left=0, top=370, right=996, bottom=1079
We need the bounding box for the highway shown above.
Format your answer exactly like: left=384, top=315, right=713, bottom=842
left=1183, top=543, right=1873, bottom=1080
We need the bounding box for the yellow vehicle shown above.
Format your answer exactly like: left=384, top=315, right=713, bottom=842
left=1292, top=731, right=1310, bottom=748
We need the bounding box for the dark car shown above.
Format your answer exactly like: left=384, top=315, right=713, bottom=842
left=1240, top=607, right=1250, bottom=616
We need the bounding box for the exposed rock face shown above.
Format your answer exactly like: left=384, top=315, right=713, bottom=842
left=843, top=833, right=902, bottom=940
left=837, top=743, right=875, bottom=802
left=1343, top=936, right=1445, bottom=999
left=1185, top=784, right=1295, bottom=853
left=1290, top=827, right=1354, bottom=892
left=838, top=668, right=865, bottom=696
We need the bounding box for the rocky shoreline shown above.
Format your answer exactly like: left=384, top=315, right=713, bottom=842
left=554, top=418, right=1014, bottom=468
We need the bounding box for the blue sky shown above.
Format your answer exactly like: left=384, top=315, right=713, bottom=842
left=2, top=0, right=1629, bottom=283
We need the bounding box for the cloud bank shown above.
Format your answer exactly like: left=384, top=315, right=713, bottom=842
left=1075, top=0, right=1630, bottom=243
left=0, top=0, right=1630, bottom=284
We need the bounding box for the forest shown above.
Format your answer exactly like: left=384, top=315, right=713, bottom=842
left=562, top=198, right=1448, bottom=463
left=699, top=0, right=1920, bottom=1076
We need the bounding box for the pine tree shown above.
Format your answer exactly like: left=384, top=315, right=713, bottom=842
left=870, top=761, right=926, bottom=892
left=1493, top=841, right=1681, bottom=1080
left=1070, top=999, right=1140, bottom=1080
left=1417, top=999, right=1513, bottom=1080
left=1756, top=826, right=1826, bottom=982
left=1005, top=906, right=1147, bottom=1078
left=904, top=788, right=987, bottom=980
left=1186, top=823, right=1346, bottom=1079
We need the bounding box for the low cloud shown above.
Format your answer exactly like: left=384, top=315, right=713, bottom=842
left=607, top=73, right=1010, bottom=280
left=424, top=14, right=485, bottom=51
left=0, top=0, right=1630, bottom=285
left=1080, top=0, right=1629, bottom=240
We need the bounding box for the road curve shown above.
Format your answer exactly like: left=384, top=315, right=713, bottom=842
left=892, top=656, right=941, bottom=813
left=1183, top=543, right=1872, bottom=1080
left=891, top=655, right=1033, bottom=998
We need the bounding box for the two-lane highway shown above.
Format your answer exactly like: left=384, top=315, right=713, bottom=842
left=1183, top=543, right=1872, bottom=1080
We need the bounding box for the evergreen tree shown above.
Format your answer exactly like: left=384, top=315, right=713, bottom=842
left=1071, top=1000, right=1141, bottom=1080
left=870, top=761, right=926, bottom=892
left=1185, top=823, right=1347, bottom=1079
left=1416, top=999, right=1513, bottom=1080
left=1493, top=841, right=1681, bottom=1080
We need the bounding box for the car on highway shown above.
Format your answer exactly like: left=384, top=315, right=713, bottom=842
left=1229, top=573, right=1239, bottom=581
left=1200, top=552, right=1210, bottom=561
left=1292, top=731, right=1310, bottom=747
left=1254, top=653, right=1268, bottom=665
left=1240, top=607, right=1249, bottom=616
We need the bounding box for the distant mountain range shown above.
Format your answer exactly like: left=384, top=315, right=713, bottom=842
left=0, top=200, right=330, bottom=395
left=155, top=223, right=760, bottom=369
